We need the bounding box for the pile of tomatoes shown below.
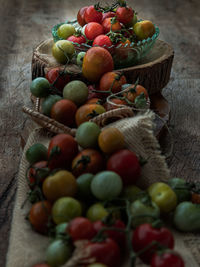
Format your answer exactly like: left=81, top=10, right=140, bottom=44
left=24, top=118, right=200, bottom=267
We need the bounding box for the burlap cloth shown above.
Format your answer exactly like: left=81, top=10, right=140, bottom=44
left=6, top=112, right=200, bottom=267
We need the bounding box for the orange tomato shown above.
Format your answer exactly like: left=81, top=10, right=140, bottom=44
left=75, top=104, right=106, bottom=126
left=99, top=72, right=127, bottom=94
left=104, top=98, right=127, bottom=111
left=72, top=149, right=104, bottom=177
left=86, top=98, right=103, bottom=105
left=98, top=128, right=125, bottom=154
left=102, top=17, right=121, bottom=33
left=82, top=47, right=114, bottom=83
left=51, top=99, right=77, bottom=127
left=124, top=84, right=148, bottom=103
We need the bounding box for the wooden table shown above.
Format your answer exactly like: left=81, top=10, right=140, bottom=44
left=0, top=0, right=199, bottom=265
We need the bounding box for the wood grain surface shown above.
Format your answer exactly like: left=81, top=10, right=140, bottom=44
left=0, top=0, right=199, bottom=266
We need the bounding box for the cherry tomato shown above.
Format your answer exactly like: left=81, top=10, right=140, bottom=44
left=86, top=98, right=102, bottom=105
left=75, top=104, right=106, bottom=126
left=115, top=39, right=131, bottom=60
left=77, top=173, right=94, bottom=199
left=124, top=84, right=148, bottom=103
left=52, top=40, right=75, bottom=64
left=42, top=95, right=62, bottom=117
left=29, top=201, right=52, bottom=234
left=98, top=128, right=125, bottom=154
left=85, top=22, right=104, bottom=40
left=84, top=238, right=121, bottom=267
left=48, top=134, right=78, bottom=170
left=82, top=47, right=114, bottom=83
left=51, top=99, right=77, bottom=127
left=42, top=170, right=77, bottom=202
left=68, top=217, right=96, bottom=241
left=116, top=6, right=134, bottom=25
left=93, top=220, right=126, bottom=247
left=30, top=77, right=50, bottom=98
left=28, top=161, right=48, bottom=188
left=134, top=20, right=156, bottom=40
left=104, top=98, right=127, bottom=111
left=72, top=149, right=104, bottom=177
left=151, top=250, right=185, bottom=267
left=63, top=80, right=88, bottom=106
left=77, top=6, right=88, bottom=26
left=99, top=72, right=127, bottom=94
left=102, top=17, right=121, bottom=34
left=57, top=24, right=75, bottom=39
left=192, top=193, right=200, bottom=204
left=102, top=12, right=115, bottom=21
left=87, top=203, right=108, bottom=222
left=26, top=143, right=48, bottom=165
left=107, top=149, right=141, bottom=185
left=93, top=35, right=113, bottom=52
left=84, top=5, right=103, bottom=23
left=45, top=67, right=70, bottom=92
left=132, top=223, right=174, bottom=264
left=67, top=35, right=86, bottom=46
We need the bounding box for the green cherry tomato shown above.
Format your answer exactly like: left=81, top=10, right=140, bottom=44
left=63, top=80, right=88, bottom=106
left=30, top=77, right=50, bottom=98
left=122, top=185, right=143, bottom=202
left=148, top=182, right=177, bottom=213
left=57, top=24, right=76, bottom=39
left=86, top=203, right=108, bottom=222
left=168, top=177, right=191, bottom=203
left=42, top=95, right=62, bottom=117
left=75, top=122, right=101, bottom=149
left=77, top=52, right=86, bottom=66
left=77, top=173, right=94, bottom=199
left=173, top=201, right=200, bottom=232
left=55, top=222, right=68, bottom=238
left=133, top=20, right=156, bottom=40
left=46, top=239, right=72, bottom=267
left=26, top=143, right=48, bottom=164
left=52, top=40, right=75, bottom=64
left=130, top=196, right=160, bottom=228
left=52, top=197, right=82, bottom=224
left=91, top=171, right=123, bottom=200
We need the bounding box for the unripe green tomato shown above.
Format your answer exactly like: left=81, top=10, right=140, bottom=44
left=26, top=143, right=48, bottom=164
left=42, top=95, right=62, bottom=117
left=46, top=239, right=72, bottom=267
left=76, top=122, right=101, bottom=148
left=30, top=77, right=50, bottom=98
left=55, top=222, right=68, bottom=239
left=122, top=185, right=143, bottom=202
left=57, top=24, right=76, bottom=39
left=77, top=52, right=86, bottom=66
left=86, top=203, right=108, bottom=222
left=134, top=20, right=155, bottom=40
left=77, top=173, right=94, bottom=199
left=168, top=177, right=191, bottom=203
left=52, top=40, right=75, bottom=64
left=63, top=80, right=88, bottom=105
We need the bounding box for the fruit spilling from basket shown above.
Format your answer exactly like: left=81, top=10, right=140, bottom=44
left=51, top=0, right=159, bottom=68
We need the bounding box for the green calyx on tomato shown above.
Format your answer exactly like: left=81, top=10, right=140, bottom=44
left=148, top=182, right=177, bottom=213
left=168, top=177, right=191, bottom=203
left=173, top=201, right=200, bottom=232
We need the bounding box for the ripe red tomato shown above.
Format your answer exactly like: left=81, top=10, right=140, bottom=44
left=48, top=134, right=78, bottom=170
left=68, top=217, right=96, bottom=241
left=28, top=161, right=48, bottom=188
left=151, top=251, right=185, bottom=267
left=107, top=149, right=141, bottom=185
left=99, top=72, right=127, bottom=94
left=102, top=17, right=121, bottom=34
left=77, top=6, right=88, bottom=26
left=93, top=35, right=113, bottom=52
left=84, top=5, right=103, bottom=23
left=132, top=223, right=174, bottom=264
left=85, top=22, right=104, bottom=40
left=29, top=201, right=52, bottom=234
left=93, top=220, right=126, bottom=247
left=51, top=99, right=77, bottom=127
left=45, top=67, right=70, bottom=91
left=102, top=12, right=116, bottom=21
left=72, top=149, right=104, bottom=177
left=116, top=6, right=134, bottom=25
left=84, top=238, right=121, bottom=267
left=67, top=35, right=86, bottom=45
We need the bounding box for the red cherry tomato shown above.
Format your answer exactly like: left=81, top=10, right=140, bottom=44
left=116, top=6, right=134, bottom=25
left=67, top=35, right=86, bottom=45
left=151, top=251, right=185, bottom=267
left=132, top=223, right=174, bottom=264
left=102, top=17, right=121, bottom=34
left=77, top=6, right=88, bottom=26
left=85, top=22, right=104, bottom=40
left=107, top=149, right=141, bottom=185
left=84, top=238, right=121, bottom=267
left=68, top=217, right=96, bottom=242
left=93, top=35, right=113, bottom=52
left=93, top=220, right=126, bottom=247
left=84, top=5, right=103, bottom=24
left=48, top=134, right=78, bottom=170
left=45, top=67, right=70, bottom=92
left=28, top=161, right=48, bottom=188
left=29, top=201, right=52, bottom=234
left=102, top=12, right=116, bottom=21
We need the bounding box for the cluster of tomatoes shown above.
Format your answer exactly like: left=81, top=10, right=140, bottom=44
left=25, top=119, right=198, bottom=267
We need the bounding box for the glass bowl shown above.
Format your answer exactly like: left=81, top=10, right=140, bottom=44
left=52, top=20, right=159, bottom=69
